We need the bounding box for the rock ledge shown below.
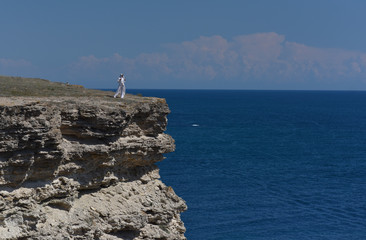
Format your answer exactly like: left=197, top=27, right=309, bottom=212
left=0, top=95, right=186, bottom=240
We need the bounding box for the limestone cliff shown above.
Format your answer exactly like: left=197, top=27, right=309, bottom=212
left=0, top=95, right=186, bottom=240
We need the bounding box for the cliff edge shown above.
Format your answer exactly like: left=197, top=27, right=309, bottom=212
left=0, top=84, right=186, bottom=239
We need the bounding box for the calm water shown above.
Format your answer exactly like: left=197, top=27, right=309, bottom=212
left=128, top=90, right=366, bottom=239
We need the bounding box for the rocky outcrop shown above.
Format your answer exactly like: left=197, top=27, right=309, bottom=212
left=0, top=96, right=186, bottom=240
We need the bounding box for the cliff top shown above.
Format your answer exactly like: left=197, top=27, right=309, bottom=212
left=0, top=75, right=164, bottom=108
left=0, top=75, right=112, bottom=97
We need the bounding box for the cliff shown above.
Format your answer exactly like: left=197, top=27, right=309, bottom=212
left=0, top=93, right=186, bottom=239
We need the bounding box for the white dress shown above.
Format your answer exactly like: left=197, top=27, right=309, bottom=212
left=114, top=76, right=126, bottom=98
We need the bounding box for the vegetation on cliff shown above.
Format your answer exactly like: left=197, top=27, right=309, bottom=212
left=0, top=75, right=113, bottom=97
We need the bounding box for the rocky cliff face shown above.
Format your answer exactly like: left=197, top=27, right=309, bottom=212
left=0, top=95, right=186, bottom=240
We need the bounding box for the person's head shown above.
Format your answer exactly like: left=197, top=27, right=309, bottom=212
left=120, top=73, right=123, bottom=77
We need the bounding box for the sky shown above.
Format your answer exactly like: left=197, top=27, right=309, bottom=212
left=1, top=0, right=366, bottom=90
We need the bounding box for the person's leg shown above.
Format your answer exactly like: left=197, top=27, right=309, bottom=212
left=114, top=86, right=121, bottom=98
left=121, top=85, right=126, bottom=98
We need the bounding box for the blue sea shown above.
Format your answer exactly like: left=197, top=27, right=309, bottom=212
left=127, top=90, right=366, bottom=240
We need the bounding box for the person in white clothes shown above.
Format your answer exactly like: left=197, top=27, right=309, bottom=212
left=114, top=73, right=126, bottom=98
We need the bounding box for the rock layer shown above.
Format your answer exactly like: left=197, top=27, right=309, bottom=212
left=0, top=96, right=186, bottom=240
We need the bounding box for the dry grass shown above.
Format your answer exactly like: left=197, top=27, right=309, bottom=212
left=0, top=75, right=114, bottom=97
left=0, top=75, right=160, bottom=107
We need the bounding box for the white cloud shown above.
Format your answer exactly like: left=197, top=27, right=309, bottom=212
left=0, top=58, right=42, bottom=80
left=0, top=58, right=30, bottom=67
left=69, top=32, right=366, bottom=89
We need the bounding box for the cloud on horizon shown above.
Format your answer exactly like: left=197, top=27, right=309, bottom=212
left=0, top=58, right=34, bottom=77
left=55, top=32, right=366, bottom=89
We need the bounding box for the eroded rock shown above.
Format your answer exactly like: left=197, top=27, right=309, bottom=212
left=0, top=96, right=186, bottom=240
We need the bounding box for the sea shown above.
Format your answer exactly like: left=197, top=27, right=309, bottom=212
left=121, top=89, right=366, bottom=239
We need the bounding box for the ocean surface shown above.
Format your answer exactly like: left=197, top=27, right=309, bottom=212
left=127, top=90, right=366, bottom=239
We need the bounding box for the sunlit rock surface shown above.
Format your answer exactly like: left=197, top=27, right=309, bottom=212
left=0, top=95, right=186, bottom=240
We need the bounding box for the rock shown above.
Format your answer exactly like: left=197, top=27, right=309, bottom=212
left=0, top=95, right=186, bottom=240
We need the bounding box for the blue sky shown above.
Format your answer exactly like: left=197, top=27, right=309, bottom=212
left=1, top=0, right=366, bottom=90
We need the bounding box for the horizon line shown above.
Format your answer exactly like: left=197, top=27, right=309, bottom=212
left=96, top=88, right=366, bottom=92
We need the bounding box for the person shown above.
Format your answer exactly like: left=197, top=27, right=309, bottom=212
left=114, top=73, right=126, bottom=98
